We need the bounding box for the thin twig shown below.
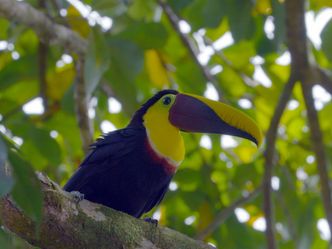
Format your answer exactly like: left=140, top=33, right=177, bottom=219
left=196, top=187, right=262, bottom=240
left=38, top=41, right=49, bottom=111
left=74, top=58, right=93, bottom=154
left=100, top=82, right=115, bottom=98
left=278, top=167, right=299, bottom=247
left=0, top=0, right=87, bottom=56
left=262, top=75, right=296, bottom=249
left=37, top=0, right=49, bottom=112
left=158, top=0, right=221, bottom=94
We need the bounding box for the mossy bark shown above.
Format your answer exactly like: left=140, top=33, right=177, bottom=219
left=0, top=174, right=213, bottom=249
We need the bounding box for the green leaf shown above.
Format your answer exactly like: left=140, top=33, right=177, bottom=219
left=105, top=38, right=144, bottom=114
left=127, top=0, right=156, bottom=20
left=205, top=18, right=229, bottom=40
left=84, top=29, right=110, bottom=97
left=117, top=22, right=168, bottom=49
left=9, top=123, right=62, bottom=168
left=0, top=80, right=38, bottom=115
left=223, top=41, right=256, bottom=70
left=28, top=127, right=62, bottom=166
left=174, top=168, right=201, bottom=191
left=175, top=61, right=206, bottom=94
left=168, top=0, right=192, bottom=12
left=310, top=0, right=332, bottom=11
left=8, top=150, right=43, bottom=224
left=184, top=0, right=225, bottom=31
left=0, top=228, right=11, bottom=249
left=0, top=19, right=9, bottom=40
left=321, top=18, right=332, bottom=62
left=226, top=0, right=256, bottom=42
left=0, top=135, right=14, bottom=197
left=0, top=55, right=38, bottom=91
left=217, top=67, right=246, bottom=97
left=92, top=0, right=127, bottom=17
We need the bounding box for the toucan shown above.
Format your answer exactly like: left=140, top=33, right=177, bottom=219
left=64, top=90, right=262, bottom=218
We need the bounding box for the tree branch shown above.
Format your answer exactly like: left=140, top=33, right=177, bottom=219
left=300, top=66, right=332, bottom=245
left=196, top=187, right=262, bottom=240
left=301, top=82, right=332, bottom=245
left=285, top=0, right=332, bottom=246
left=38, top=40, right=49, bottom=111
left=74, top=58, right=93, bottom=154
left=261, top=1, right=311, bottom=247
left=0, top=173, right=214, bottom=249
left=0, top=0, right=87, bottom=56
left=262, top=75, right=296, bottom=249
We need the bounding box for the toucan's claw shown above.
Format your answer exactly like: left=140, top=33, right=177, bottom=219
left=144, top=217, right=159, bottom=226
left=70, top=191, right=85, bottom=203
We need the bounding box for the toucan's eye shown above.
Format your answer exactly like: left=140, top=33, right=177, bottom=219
left=162, top=96, right=172, bottom=106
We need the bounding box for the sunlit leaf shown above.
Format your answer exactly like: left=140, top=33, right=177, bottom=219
left=0, top=19, right=9, bottom=39
left=223, top=41, right=256, bottom=70
left=254, top=0, right=272, bottom=15
left=233, top=144, right=258, bottom=163
left=205, top=19, right=229, bottom=40
left=145, top=50, right=169, bottom=88
left=310, top=0, right=332, bottom=10
left=197, top=201, right=214, bottom=232
left=218, top=67, right=246, bottom=97
left=66, top=5, right=90, bottom=38
left=47, top=66, right=75, bottom=102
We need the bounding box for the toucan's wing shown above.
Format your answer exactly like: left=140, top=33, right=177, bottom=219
left=63, top=127, right=144, bottom=192
left=139, top=180, right=171, bottom=217
left=63, top=126, right=172, bottom=217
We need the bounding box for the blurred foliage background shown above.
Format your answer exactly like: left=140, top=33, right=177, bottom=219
left=1, top=0, right=332, bottom=248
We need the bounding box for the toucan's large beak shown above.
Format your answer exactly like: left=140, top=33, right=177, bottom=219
left=169, top=93, right=262, bottom=146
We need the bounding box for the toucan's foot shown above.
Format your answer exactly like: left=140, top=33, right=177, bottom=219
left=70, top=191, right=84, bottom=203
left=144, top=217, right=158, bottom=226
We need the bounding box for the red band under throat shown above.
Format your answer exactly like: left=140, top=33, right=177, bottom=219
left=144, top=139, right=177, bottom=175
